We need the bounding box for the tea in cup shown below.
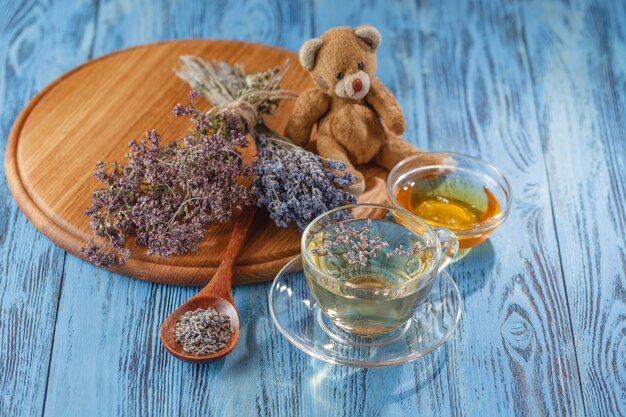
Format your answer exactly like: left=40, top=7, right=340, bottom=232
left=301, top=204, right=458, bottom=337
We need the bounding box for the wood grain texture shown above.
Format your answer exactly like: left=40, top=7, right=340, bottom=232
left=5, top=38, right=387, bottom=285
left=522, top=0, right=626, bottom=414
left=2, top=0, right=625, bottom=416
left=4, top=39, right=304, bottom=286
left=0, top=1, right=96, bottom=417
left=417, top=0, right=585, bottom=415
left=43, top=256, right=190, bottom=417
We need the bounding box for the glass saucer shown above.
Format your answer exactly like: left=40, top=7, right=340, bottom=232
left=268, top=257, right=462, bottom=368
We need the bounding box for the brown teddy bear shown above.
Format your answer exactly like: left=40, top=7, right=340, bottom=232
left=285, top=25, right=444, bottom=194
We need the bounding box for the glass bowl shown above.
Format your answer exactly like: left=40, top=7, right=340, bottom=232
left=386, top=152, right=512, bottom=251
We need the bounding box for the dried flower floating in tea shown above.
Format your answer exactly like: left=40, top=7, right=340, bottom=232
left=309, top=219, right=429, bottom=278
left=314, top=222, right=390, bottom=267
left=174, top=308, right=233, bottom=355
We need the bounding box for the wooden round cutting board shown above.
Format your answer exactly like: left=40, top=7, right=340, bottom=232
left=4, top=39, right=388, bottom=286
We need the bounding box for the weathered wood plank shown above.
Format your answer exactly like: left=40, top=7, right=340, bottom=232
left=0, top=1, right=96, bottom=416
left=522, top=0, right=626, bottom=415
left=27, top=0, right=626, bottom=416
left=92, top=0, right=312, bottom=56
left=417, top=0, right=585, bottom=415
left=40, top=1, right=197, bottom=415
left=172, top=3, right=318, bottom=416
left=43, top=256, right=190, bottom=416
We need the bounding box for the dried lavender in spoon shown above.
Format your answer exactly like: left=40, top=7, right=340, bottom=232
left=174, top=307, right=233, bottom=355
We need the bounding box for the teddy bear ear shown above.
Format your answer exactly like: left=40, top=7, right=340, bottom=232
left=354, top=25, right=381, bottom=50
left=299, top=38, right=324, bottom=71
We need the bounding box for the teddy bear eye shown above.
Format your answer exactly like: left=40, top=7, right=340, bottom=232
left=357, top=62, right=364, bottom=70
left=335, top=72, right=345, bottom=80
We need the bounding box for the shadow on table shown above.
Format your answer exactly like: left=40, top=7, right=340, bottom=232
left=282, top=352, right=447, bottom=414
left=447, top=239, right=495, bottom=299
left=211, top=294, right=450, bottom=413
left=182, top=251, right=486, bottom=414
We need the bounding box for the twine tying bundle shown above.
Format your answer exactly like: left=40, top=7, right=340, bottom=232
left=176, top=55, right=298, bottom=133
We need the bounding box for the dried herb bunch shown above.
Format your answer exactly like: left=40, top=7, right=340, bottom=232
left=81, top=96, right=255, bottom=267
left=178, top=57, right=357, bottom=231
left=254, top=126, right=356, bottom=230
left=176, top=56, right=295, bottom=130
left=82, top=58, right=356, bottom=267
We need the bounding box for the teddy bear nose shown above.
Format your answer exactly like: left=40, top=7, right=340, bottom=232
left=352, top=78, right=363, bottom=93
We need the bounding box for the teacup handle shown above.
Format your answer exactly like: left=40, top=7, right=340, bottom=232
left=434, top=228, right=459, bottom=273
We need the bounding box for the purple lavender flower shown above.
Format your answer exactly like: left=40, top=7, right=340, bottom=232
left=81, top=96, right=255, bottom=267
left=252, top=131, right=357, bottom=231
left=82, top=59, right=359, bottom=268
left=320, top=223, right=389, bottom=267
left=177, top=58, right=357, bottom=231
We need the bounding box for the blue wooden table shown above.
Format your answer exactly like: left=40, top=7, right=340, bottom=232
left=1, top=0, right=625, bottom=416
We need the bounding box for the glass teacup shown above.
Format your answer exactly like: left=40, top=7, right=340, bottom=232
left=301, top=204, right=458, bottom=337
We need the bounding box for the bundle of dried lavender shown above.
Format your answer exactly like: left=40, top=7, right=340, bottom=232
left=81, top=100, right=255, bottom=267
left=253, top=125, right=356, bottom=230
left=178, top=57, right=357, bottom=231
left=176, top=56, right=296, bottom=131
left=82, top=58, right=356, bottom=268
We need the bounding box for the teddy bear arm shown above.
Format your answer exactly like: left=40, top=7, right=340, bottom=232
left=284, top=88, right=330, bottom=147
left=368, top=77, right=407, bottom=135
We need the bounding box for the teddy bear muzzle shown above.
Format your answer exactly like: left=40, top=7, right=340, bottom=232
left=334, top=70, right=370, bottom=100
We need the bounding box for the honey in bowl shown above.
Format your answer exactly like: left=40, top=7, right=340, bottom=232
left=394, top=170, right=502, bottom=249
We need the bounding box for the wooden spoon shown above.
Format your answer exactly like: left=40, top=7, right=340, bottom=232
left=160, top=204, right=256, bottom=362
